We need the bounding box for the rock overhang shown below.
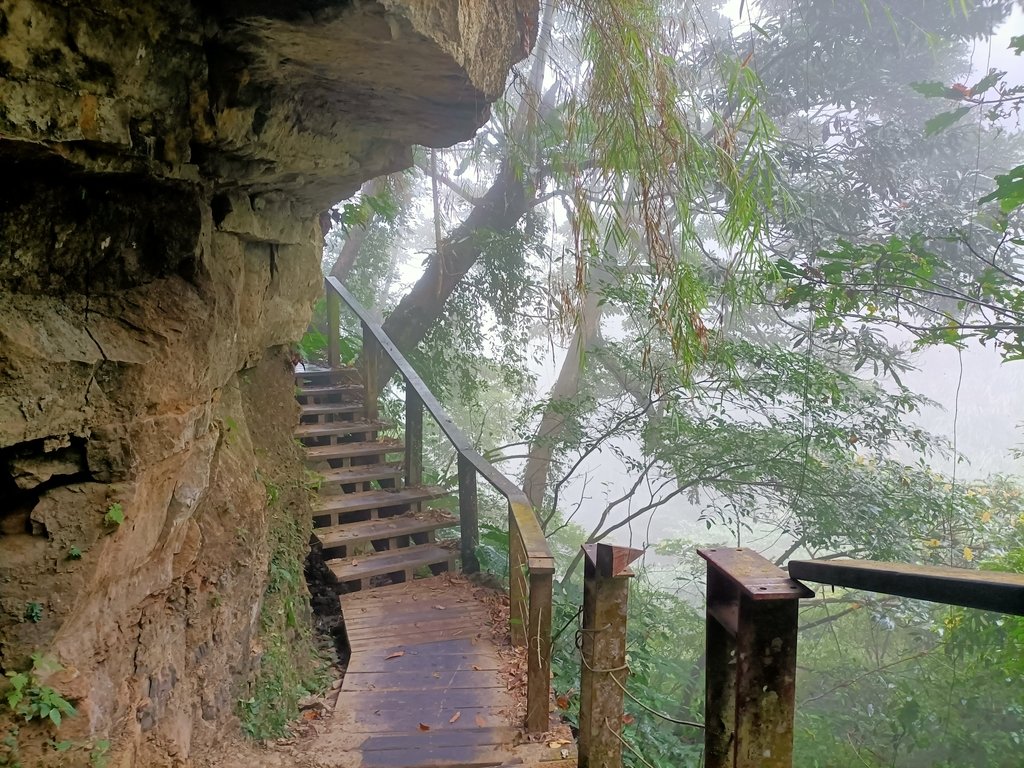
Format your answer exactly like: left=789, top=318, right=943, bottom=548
left=0, top=0, right=537, bottom=210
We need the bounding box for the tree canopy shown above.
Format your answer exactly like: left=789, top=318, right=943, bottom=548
left=314, top=2, right=1024, bottom=764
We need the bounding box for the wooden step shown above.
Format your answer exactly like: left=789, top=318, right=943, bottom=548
left=295, top=367, right=334, bottom=381
left=314, top=486, right=449, bottom=517
left=296, top=420, right=391, bottom=439
left=300, top=403, right=365, bottom=417
left=318, top=463, right=404, bottom=487
left=328, top=543, right=458, bottom=585
left=315, top=510, right=458, bottom=553
left=298, top=384, right=363, bottom=396
left=306, top=439, right=404, bottom=463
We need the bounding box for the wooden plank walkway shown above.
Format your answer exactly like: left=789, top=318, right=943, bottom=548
left=195, top=576, right=575, bottom=768
left=311, top=576, right=524, bottom=768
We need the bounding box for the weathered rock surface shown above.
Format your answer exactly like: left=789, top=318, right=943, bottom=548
left=0, top=0, right=534, bottom=764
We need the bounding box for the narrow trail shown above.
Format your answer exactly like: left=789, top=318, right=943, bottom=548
left=200, top=576, right=573, bottom=768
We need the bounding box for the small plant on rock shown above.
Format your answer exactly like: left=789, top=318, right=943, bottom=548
left=21, top=604, right=41, bottom=624
left=102, top=503, right=124, bottom=528
left=3, top=654, right=76, bottom=727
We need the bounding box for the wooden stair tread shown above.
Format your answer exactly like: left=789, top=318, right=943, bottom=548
left=306, top=439, right=404, bottom=461
left=300, top=403, right=365, bottom=416
left=296, top=420, right=391, bottom=438
left=295, top=367, right=333, bottom=380
left=328, top=544, right=457, bottom=582
left=298, top=384, right=363, bottom=395
left=315, top=511, right=457, bottom=549
left=314, top=485, right=449, bottom=515
left=318, top=463, right=404, bottom=486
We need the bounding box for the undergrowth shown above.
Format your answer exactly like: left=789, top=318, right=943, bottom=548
left=236, top=359, right=331, bottom=741
left=238, top=472, right=329, bottom=740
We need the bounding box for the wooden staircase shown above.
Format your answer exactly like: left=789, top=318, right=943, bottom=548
left=296, top=366, right=459, bottom=592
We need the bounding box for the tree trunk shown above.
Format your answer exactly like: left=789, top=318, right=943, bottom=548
left=374, top=0, right=558, bottom=379
left=381, top=158, right=529, bottom=361
left=328, top=176, right=387, bottom=282
left=521, top=286, right=603, bottom=509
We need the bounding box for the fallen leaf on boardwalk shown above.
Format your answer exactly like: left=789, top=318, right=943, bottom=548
left=622, top=714, right=636, bottom=725
left=449, top=711, right=461, bottom=723
left=418, top=723, right=431, bottom=731
left=474, top=714, right=487, bottom=728
left=548, top=739, right=571, bottom=748
left=432, top=671, right=441, bottom=678
left=433, top=605, right=446, bottom=610
left=385, top=651, right=405, bottom=660
left=472, top=665, right=481, bottom=671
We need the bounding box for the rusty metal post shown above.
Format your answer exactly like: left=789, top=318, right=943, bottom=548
left=361, top=321, right=379, bottom=422
left=578, top=544, right=643, bottom=768
left=404, top=383, right=423, bottom=489
left=526, top=568, right=554, bottom=733
left=457, top=454, right=479, bottom=573
left=699, top=548, right=813, bottom=768
left=326, top=279, right=340, bottom=370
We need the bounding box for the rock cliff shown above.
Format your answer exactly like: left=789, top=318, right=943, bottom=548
left=0, top=1, right=534, bottom=764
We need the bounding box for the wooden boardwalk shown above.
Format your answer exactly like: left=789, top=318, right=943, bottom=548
left=315, top=576, right=530, bottom=768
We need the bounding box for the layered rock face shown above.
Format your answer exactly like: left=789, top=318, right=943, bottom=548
left=0, top=1, right=534, bottom=765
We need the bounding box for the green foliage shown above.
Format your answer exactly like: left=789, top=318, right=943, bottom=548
left=548, top=573, right=705, bottom=768
left=476, top=522, right=511, bottom=579
left=239, top=469, right=327, bottom=740
left=21, top=604, right=41, bottom=624
left=66, top=546, right=82, bottom=561
left=331, top=185, right=401, bottom=232
left=770, top=235, right=1024, bottom=360
left=923, top=105, right=972, bottom=136
left=89, top=739, right=110, bottom=768
left=102, top=503, right=124, bottom=528
left=297, top=296, right=361, bottom=367
left=3, top=655, right=75, bottom=727
left=979, top=164, right=1024, bottom=214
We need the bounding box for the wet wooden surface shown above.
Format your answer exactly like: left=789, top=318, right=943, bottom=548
left=333, top=576, right=520, bottom=768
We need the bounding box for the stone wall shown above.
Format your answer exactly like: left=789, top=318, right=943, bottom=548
left=0, top=0, right=534, bottom=764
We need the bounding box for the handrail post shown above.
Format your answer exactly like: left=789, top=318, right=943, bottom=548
left=699, top=548, right=812, bottom=768
left=405, top=383, right=423, bottom=488
left=361, top=321, right=379, bottom=422
left=326, top=279, right=340, bottom=370
left=457, top=454, right=479, bottom=573
left=525, top=568, right=553, bottom=734
left=509, top=518, right=528, bottom=647
left=577, top=544, right=642, bottom=763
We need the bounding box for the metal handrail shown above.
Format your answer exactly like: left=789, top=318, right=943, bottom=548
left=325, top=277, right=554, bottom=732
left=700, top=548, right=1024, bottom=767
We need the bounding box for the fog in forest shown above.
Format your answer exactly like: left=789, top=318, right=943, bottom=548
left=319, top=1, right=1024, bottom=764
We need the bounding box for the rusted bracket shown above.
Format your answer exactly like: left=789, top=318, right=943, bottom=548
left=699, top=548, right=813, bottom=768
